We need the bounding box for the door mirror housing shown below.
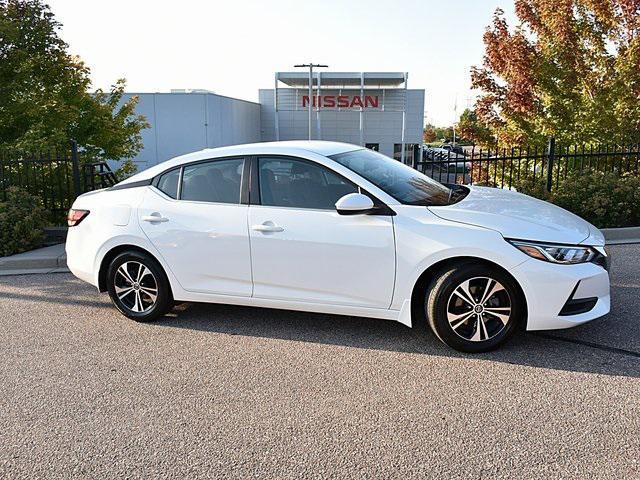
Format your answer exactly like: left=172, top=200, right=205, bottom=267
left=335, top=193, right=375, bottom=215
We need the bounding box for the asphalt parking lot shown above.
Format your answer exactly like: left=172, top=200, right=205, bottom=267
left=1, top=245, right=638, bottom=479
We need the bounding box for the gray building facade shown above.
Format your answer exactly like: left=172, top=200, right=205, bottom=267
left=260, top=72, right=424, bottom=163
left=124, top=72, right=424, bottom=169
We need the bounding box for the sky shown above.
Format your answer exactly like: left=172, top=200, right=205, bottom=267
left=47, top=0, right=517, bottom=127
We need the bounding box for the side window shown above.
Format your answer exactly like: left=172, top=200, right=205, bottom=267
left=258, top=157, right=358, bottom=209
left=181, top=158, right=244, bottom=204
left=156, top=168, right=180, bottom=199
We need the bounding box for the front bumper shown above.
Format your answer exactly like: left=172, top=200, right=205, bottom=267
left=510, top=258, right=610, bottom=331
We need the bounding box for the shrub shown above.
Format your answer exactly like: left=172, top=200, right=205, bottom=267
left=547, top=171, right=640, bottom=229
left=511, top=174, right=549, bottom=200
left=0, top=187, right=48, bottom=257
left=498, top=166, right=640, bottom=228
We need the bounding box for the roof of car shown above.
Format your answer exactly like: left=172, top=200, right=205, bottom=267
left=117, top=141, right=362, bottom=185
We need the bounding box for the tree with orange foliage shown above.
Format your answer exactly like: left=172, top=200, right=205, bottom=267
left=423, top=125, right=438, bottom=143
left=471, top=0, right=640, bottom=145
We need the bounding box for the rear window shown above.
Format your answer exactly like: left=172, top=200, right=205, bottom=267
left=156, top=168, right=180, bottom=198
left=181, top=158, right=244, bottom=204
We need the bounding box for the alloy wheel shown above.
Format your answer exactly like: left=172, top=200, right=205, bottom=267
left=446, top=276, right=512, bottom=342
left=114, top=261, right=158, bottom=313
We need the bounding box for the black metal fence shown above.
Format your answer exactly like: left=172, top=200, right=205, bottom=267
left=3, top=137, right=640, bottom=221
left=417, top=138, right=640, bottom=191
left=0, top=141, right=117, bottom=220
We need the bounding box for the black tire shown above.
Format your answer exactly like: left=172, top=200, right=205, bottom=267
left=424, top=262, right=524, bottom=353
left=106, top=251, right=172, bottom=322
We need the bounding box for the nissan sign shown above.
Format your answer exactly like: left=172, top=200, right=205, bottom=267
left=302, top=95, right=380, bottom=109
left=275, top=88, right=405, bottom=111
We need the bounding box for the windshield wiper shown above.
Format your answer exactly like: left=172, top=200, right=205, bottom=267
left=447, top=185, right=469, bottom=204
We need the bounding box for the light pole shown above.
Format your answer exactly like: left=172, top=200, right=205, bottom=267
left=452, top=95, right=458, bottom=146
left=294, top=63, right=327, bottom=140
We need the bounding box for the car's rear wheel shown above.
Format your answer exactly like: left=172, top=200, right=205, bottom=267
left=425, top=262, right=524, bottom=352
left=106, top=251, right=172, bottom=322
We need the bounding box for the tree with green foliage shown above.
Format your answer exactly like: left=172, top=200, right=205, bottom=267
left=423, top=124, right=455, bottom=144
left=425, top=112, right=493, bottom=146
left=471, top=0, right=640, bottom=145
left=0, top=0, right=148, bottom=162
left=457, top=108, right=495, bottom=146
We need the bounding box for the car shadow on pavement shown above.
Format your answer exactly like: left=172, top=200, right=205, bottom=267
left=150, top=243, right=640, bottom=379
left=152, top=300, right=640, bottom=379
left=1, top=242, right=638, bottom=380
left=0, top=275, right=113, bottom=310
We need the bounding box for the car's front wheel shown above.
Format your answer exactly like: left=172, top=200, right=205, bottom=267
left=106, top=251, right=172, bottom=322
left=425, top=262, right=525, bottom=352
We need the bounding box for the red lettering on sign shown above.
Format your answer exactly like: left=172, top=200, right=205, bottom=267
left=301, top=95, right=381, bottom=108
left=365, top=96, right=379, bottom=108
left=350, top=96, right=363, bottom=108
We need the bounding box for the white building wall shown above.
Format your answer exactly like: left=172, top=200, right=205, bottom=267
left=122, top=92, right=261, bottom=169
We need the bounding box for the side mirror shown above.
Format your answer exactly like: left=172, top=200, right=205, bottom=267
left=335, top=193, right=375, bottom=215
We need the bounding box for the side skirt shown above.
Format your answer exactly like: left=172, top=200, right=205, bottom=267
left=170, top=291, right=403, bottom=323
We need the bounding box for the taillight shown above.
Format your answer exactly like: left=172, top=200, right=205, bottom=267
left=67, top=209, right=90, bottom=227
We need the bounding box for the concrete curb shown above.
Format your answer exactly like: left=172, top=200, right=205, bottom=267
left=602, top=227, right=640, bottom=245
left=0, top=267, right=70, bottom=276
left=0, top=243, right=68, bottom=276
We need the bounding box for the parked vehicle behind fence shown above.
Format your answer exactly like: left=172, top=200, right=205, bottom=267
left=66, top=141, right=610, bottom=352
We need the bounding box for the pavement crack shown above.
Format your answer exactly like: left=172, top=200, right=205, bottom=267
left=532, top=333, right=640, bottom=359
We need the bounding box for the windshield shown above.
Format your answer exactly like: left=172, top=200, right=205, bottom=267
left=330, top=148, right=452, bottom=206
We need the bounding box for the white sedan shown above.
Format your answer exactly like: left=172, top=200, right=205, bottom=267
left=66, top=141, right=610, bottom=352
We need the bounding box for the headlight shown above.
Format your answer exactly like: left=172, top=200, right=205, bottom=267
left=508, top=240, right=596, bottom=264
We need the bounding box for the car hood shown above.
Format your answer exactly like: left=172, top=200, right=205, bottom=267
left=429, top=186, right=604, bottom=245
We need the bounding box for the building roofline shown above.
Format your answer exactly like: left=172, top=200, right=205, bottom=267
left=258, top=87, right=425, bottom=92
left=276, top=71, right=408, bottom=88
left=121, top=91, right=260, bottom=106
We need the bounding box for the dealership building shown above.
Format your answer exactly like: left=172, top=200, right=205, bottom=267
left=123, top=72, right=424, bottom=170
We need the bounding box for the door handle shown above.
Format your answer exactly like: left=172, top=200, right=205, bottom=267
left=252, top=222, right=284, bottom=233
left=142, top=213, right=169, bottom=223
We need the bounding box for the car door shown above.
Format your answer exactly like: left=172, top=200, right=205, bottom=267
left=138, top=157, right=252, bottom=296
left=248, top=156, right=396, bottom=309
